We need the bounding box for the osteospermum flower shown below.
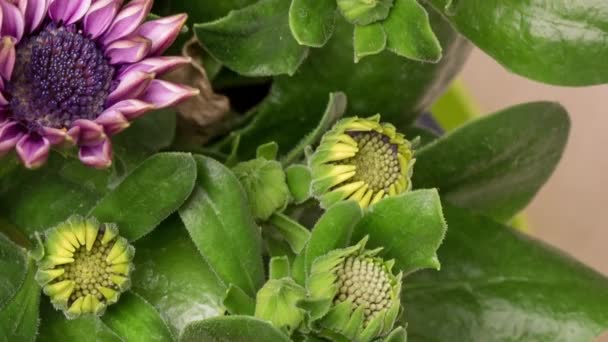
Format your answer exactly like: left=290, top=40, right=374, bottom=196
left=309, top=115, right=414, bottom=209
left=0, top=0, right=197, bottom=168
left=306, top=237, right=402, bottom=342
left=35, top=215, right=134, bottom=319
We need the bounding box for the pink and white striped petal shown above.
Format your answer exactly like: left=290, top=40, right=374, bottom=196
left=108, top=99, right=154, bottom=120
left=106, top=70, right=154, bottom=105
left=120, top=56, right=191, bottom=77
left=100, top=0, right=152, bottom=45
left=139, top=80, right=199, bottom=109
left=95, top=109, right=130, bottom=135
left=0, top=36, right=16, bottom=80
left=83, top=0, right=119, bottom=39
left=105, top=36, right=151, bottom=65
left=49, top=0, right=92, bottom=25
left=0, top=1, right=24, bottom=41
left=0, top=121, right=25, bottom=156
left=16, top=133, right=50, bottom=169
left=22, top=0, right=48, bottom=33
left=71, top=119, right=106, bottom=146
left=79, top=138, right=112, bottom=169
left=135, top=14, right=187, bottom=56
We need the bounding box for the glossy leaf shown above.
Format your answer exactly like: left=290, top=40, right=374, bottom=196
left=352, top=190, right=447, bottom=275
left=292, top=201, right=363, bottom=284
left=354, top=23, right=387, bottom=62
left=181, top=316, right=291, bottom=342
left=132, top=216, right=225, bottom=336
left=281, top=92, right=347, bottom=166
left=0, top=259, right=40, bottom=342
left=90, top=153, right=197, bottom=242
left=219, top=12, right=471, bottom=159
left=39, top=301, right=122, bottom=342
left=194, top=0, right=309, bottom=76
left=101, top=292, right=174, bottom=341
left=0, top=232, right=27, bottom=310
left=426, top=0, right=608, bottom=86
left=0, top=155, right=104, bottom=238
left=289, top=0, right=336, bottom=47
left=179, top=155, right=265, bottom=297
left=413, top=102, right=570, bottom=222
left=404, top=205, right=608, bottom=341
left=382, top=0, right=442, bottom=62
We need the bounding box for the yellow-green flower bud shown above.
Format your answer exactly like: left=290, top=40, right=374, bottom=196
left=35, top=216, right=134, bottom=319
left=337, top=0, right=394, bottom=26
left=309, top=115, right=414, bottom=209
left=306, top=238, right=402, bottom=342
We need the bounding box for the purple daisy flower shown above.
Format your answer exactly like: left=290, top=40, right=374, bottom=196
left=0, top=0, right=197, bottom=169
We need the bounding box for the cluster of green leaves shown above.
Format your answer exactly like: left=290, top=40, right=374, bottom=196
left=1, top=93, right=608, bottom=341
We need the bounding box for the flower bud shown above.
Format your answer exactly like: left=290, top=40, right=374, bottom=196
left=35, top=216, right=134, bottom=319
left=306, top=238, right=402, bottom=342
left=309, top=115, right=414, bottom=209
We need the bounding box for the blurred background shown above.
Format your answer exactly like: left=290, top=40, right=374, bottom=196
left=460, top=48, right=608, bottom=276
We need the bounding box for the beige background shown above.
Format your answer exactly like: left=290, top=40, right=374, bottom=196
left=460, top=49, right=608, bottom=277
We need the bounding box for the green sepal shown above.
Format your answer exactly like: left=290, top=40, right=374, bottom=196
left=224, top=284, right=256, bottom=316
left=257, top=142, right=279, bottom=160
left=270, top=256, right=291, bottom=280
left=286, top=165, right=312, bottom=204
left=337, top=0, right=394, bottom=25
left=268, top=213, right=311, bottom=254
left=354, top=23, right=387, bottom=62
left=255, top=278, right=307, bottom=334
left=383, top=326, right=407, bottom=342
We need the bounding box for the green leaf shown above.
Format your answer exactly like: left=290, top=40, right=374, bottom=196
left=413, top=102, right=570, bottom=222
left=289, top=0, right=337, bottom=47
left=404, top=204, right=608, bottom=341
left=254, top=278, right=307, bottom=333
left=0, top=233, right=27, bottom=310
left=256, top=142, right=279, bottom=160
left=194, top=0, right=309, bottom=77
left=179, top=155, right=265, bottom=297
left=286, top=165, right=312, bottom=204
left=292, top=201, right=363, bottom=284
left=181, top=316, right=291, bottom=342
left=382, top=0, right=442, bottom=62
left=89, top=153, right=197, bottom=242
left=281, top=92, right=347, bottom=166
left=354, top=23, right=387, bottom=62
left=426, top=0, right=608, bottom=86
left=268, top=213, right=311, bottom=254
left=0, top=155, right=104, bottom=238
left=0, top=259, right=40, bottom=342
left=39, top=301, right=122, bottom=342
left=112, top=109, right=177, bottom=177
left=220, top=12, right=471, bottom=159
left=132, top=216, right=225, bottom=336
left=102, top=292, right=174, bottom=341
left=352, top=190, right=447, bottom=275
left=224, top=284, right=255, bottom=316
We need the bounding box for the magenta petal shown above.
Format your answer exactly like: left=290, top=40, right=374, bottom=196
left=84, top=0, right=119, bottom=39
left=95, top=109, right=130, bottom=135
left=0, top=36, right=16, bottom=80
left=105, top=36, right=151, bottom=65
left=71, top=119, right=106, bottom=146
left=136, top=14, right=187, bottom=56
left=0, top=1, right=24, bottom=40
left=49, top=0, right=92, bottom=25
left=0, top=121, right=25, bottom=155
left=139, top=80, right=199, bottom=109
left=41, top=126, right=70, bottom=145
left=16, top=133, right=50, bottom=169
left=100, top=0, right=152, bottom=45
left=79, top=138, right=112, bottom=169
left=108, top=99, right=154, bottom=120
left=23, top=0, right=48, bottom=33
left=0, top=91, right=7, bottom=106
left=106, top=70, right=154, bottom=105
left=120, top=56, right=191, bottom=77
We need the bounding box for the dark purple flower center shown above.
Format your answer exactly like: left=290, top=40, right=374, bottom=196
left=7, top=24, right=114, bottom=130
